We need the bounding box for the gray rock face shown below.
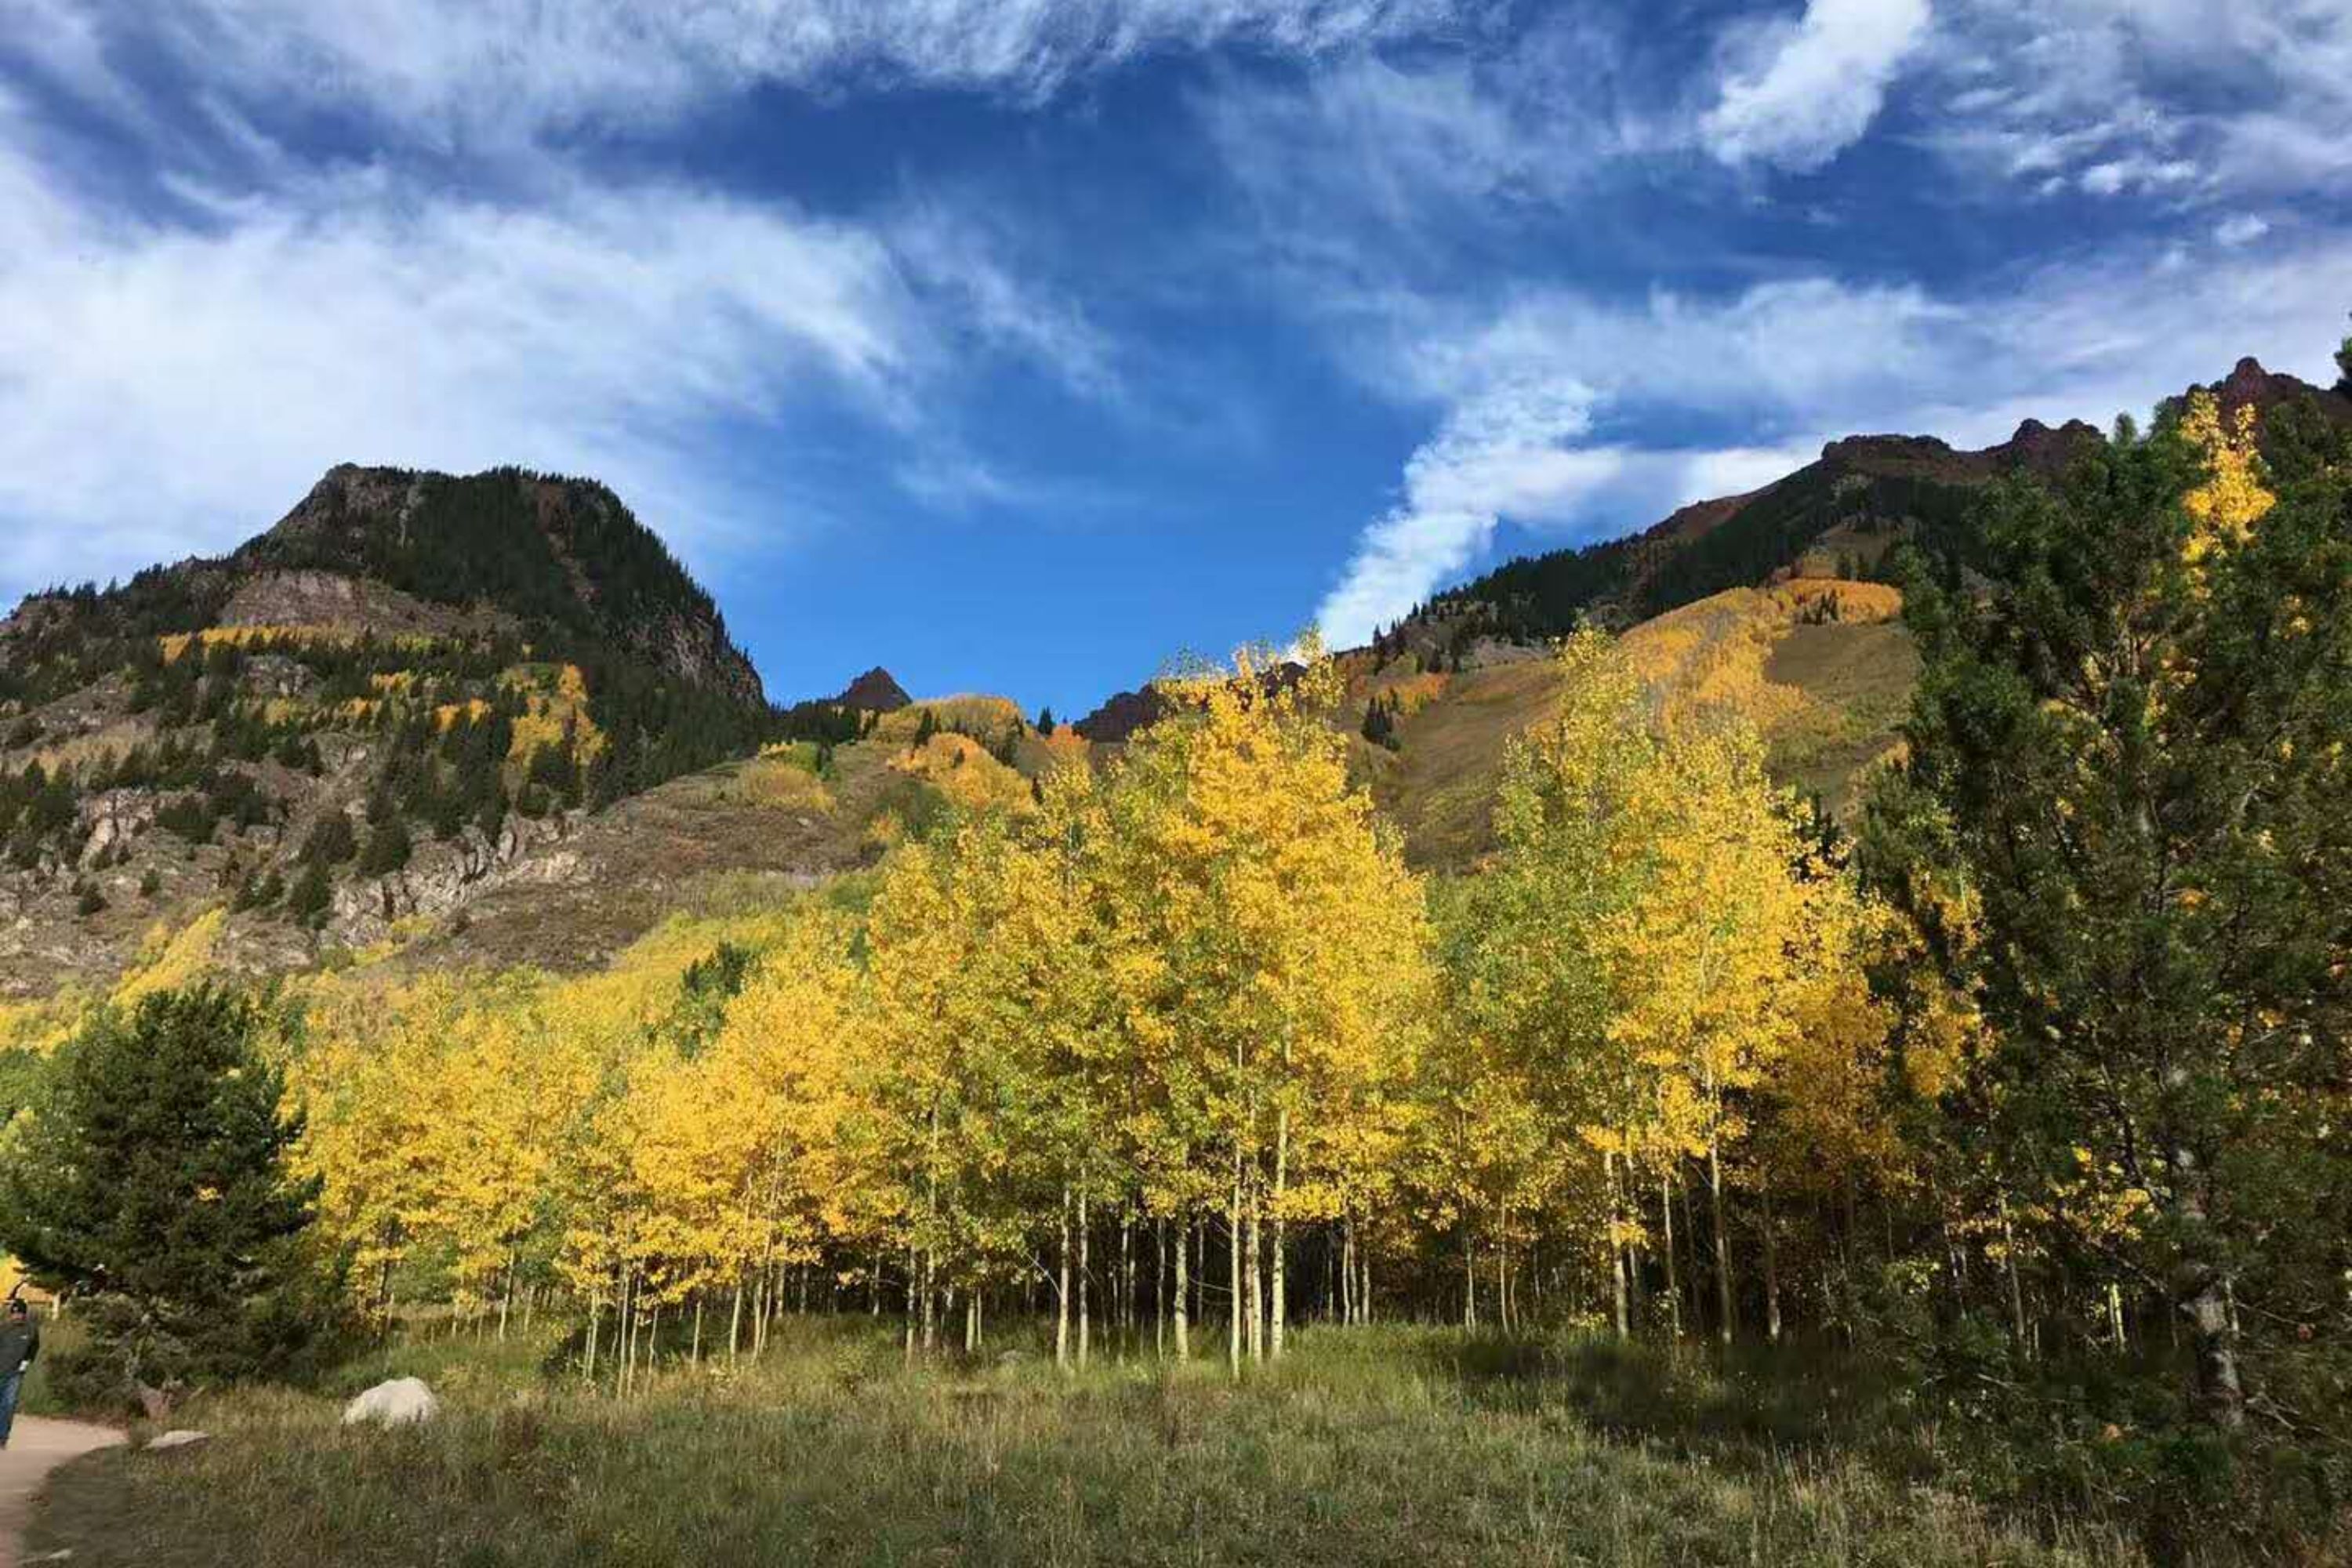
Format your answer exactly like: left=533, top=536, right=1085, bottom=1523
left=77, top=789, right=159, bottom=868
left=327, top=812, right=578, bottom=942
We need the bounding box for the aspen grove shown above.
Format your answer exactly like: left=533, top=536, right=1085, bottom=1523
left=222, top=386, right=2348, bottom=1512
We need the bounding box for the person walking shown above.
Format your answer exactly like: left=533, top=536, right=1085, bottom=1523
left=0, top=1299, right=40, bottom=1449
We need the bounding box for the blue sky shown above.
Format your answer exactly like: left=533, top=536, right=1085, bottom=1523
left=2, top=2, right=2348, bottom=717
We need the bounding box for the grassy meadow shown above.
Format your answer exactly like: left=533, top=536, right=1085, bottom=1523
left=30, top=1319, right=2174, bottom=1568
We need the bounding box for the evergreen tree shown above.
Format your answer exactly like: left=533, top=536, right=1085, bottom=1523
left=1865, top=393, right=2352, bottom=1427
left=287, top=862, right=332, bottom=928
left=358, top=818, right=412, bottom=877
left=0, top=985, right=322, bottom=1387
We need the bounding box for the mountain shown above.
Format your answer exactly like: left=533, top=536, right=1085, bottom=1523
left=6, top=350, right=2344, bottom=998
left=833, top=667, right=913, bottom=712
left=1388, top=416, right=2102, bottom=659
left=0, top=464, right=776, bottom=996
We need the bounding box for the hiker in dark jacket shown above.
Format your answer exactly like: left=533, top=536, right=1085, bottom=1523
left=0, top=1298, right=38, bottom=1448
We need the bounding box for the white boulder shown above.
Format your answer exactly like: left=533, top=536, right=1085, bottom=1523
left=341, top=1377, right=439, bottom=1428
left=145, top=1429, right=210, bottom=1450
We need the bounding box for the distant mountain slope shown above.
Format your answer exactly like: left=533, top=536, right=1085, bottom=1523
left=1398, top=417, right=2100, bottom=655
left=1407, top=357, right=2351, bottom=657
left=1359, top=577, right=1916, bottom=869
left=0, top=465, right=777, bottom=996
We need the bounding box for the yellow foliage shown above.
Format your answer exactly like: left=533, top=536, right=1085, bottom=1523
left=2180, top=390, right=2275, bottom=577
left=114, top=907, right=229, bottom=1004
left=887, top=733, right=1032, bottom=814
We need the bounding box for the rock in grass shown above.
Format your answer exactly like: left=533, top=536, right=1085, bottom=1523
left=342, top=1377, right=440, bottom=1428
left=144, top=1430, right=209, bottom=1451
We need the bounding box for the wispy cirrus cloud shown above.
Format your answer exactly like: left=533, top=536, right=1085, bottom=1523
left=0, top=122, right=1108, bottom=590
left=3, top=0, right=1472, bottom=143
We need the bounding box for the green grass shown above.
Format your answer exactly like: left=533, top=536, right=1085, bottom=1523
left=31, top=1320, right=2146, bottom=1568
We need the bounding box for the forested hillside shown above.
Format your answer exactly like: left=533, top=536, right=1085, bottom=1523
left=0, top=466, right=775, bottom=993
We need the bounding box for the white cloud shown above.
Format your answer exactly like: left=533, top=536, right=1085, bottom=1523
left=9, top=0, right=1464, bottom=142
left=1316, top=375, right=1599, bottom=642
left=1700, top=0, right=1933, bottom=171
left=0, top=142, right=1102, bottom=591
left=1314, top=234, right=2352, bottom=644
left=2214, top=212, right=2270, bottom=247
left=2078, top=155, right=2198, bottom=196
left=1918, top=0, right=2352, bottom=202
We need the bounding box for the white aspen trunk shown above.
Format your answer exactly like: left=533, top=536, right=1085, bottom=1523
left=1174, top=1213, right=1190, bottom=1361
left=1998, top=1193, right=2029, bottom=1354
left=1156, top=1216, right=1168, bottom=1359
left=1341, top=1221, right=1355, bottom=1326
left=1270, top=1106, right=1289, bottom=1359
left=1057, top=1184, right=1073, bottom=1371
left=1228, top=1174, right=1243, bottom=1378
left=1463, top=1232, right=1476, bottom=1330
left=691, top=1296, right=704, bottom=1363
left=1245, top=1189, right=1264, bottom=1363
left=498, top=1250, right=516, bottom=1344
left=1760, top=1183, right=1783, bottom=1345
left=730, top=1277, right=745, bottom=1363
left=585, top=1287, right=602, bottom=1384
left=1660, top=1174, right=1682, bottom=1341
left=1708, top=1135, right=1734, bottom=1345
left=1078, top=1186, right=1092, bottom=1369
left=1604, top=1149, right=1630, bottom=1340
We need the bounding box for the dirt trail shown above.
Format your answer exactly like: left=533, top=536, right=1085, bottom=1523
left=0, top=1417, right=125, bottom=1567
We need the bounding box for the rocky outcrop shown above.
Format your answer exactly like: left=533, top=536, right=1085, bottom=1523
left=220, top=568, right=488, bottom=639
left=328, top=811, right=579, bottom=943
left=835, top=667, right=913, bottom=712
left=76, top=789, right=160, bottom=868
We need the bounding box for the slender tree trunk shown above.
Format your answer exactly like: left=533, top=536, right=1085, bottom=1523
left=1057, top=1183, right=1073, bottom=1372
left=1079, top=1186, right=1092, bottom=1369
left=1271, top=1105, right=1289, bottom=1359
left=1156, top=1215, right=1168, bottom=1359
left=585, top=1287, right=602, bottom=1384
left=1174, top=1211, right=1190, bottom=1361
left=1760, top=1182, right=1783, bottom=1345
left=498, top=1249, right=517, bottom=1344
left=1660, top=1174, right=1682, bottom=1341
left=1604, top=1149, right=1630, bottom=1340
left=1345, top=1222, right=1364, bottom=1326
left=1463, top=1231, right=1477, bottom=1329
left=1245, top=1186, right=1264, bottom=1363
left=1228, top=1171, right=1244, bottom=1378
left=1998, top=1192, right=2029, bottom=1355
left=730, top=1277, right=745, bottom=1363
left=691, top=1295, right=704, bottom=1363
left=1707, top=1137, right=1734, bottom=1345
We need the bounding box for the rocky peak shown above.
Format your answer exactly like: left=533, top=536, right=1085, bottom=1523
left=834, top=667, right=912, bottom=712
